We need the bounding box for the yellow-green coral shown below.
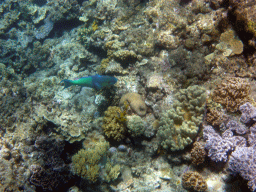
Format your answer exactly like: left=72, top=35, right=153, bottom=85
left=157, top=85, right=206, bottom=151
left=102, top=106, right=127, bottom=141
left=102, top=161, right=121, bottom=182
left=247, top=20, right=256, bottom=37
left=71, top=141, right=109, bottom=182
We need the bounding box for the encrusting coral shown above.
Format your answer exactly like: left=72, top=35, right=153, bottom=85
left=217, top=29, right=244, bottom=56
left=119, top=92, right=147, bottom=116
left=102, top=106, right=127, bottom=141
left=182, top=171, right=207, bottom=192
left=211, top=77, right=251, bottom=112
left=157, top=85, right=206, bottom=151
left=191, top=142, right=206, bottom=166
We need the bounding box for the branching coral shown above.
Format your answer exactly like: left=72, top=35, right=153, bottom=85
left=182, top=171, right=207, bottom=192
left=103, top=106, right=127, bottom=141
left=71, top=141, right=109, bottom=182
left=211, top=77, right=251, bottom=112
left=157, top=85, right=206, bottom=151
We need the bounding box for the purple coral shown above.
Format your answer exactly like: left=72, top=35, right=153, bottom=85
left=239, top=102, right=256, bottom=124
left=226, top=120, right=248, bottom=135
left=249, top=125, right=256, bottom=147
left=228, top=146, right=256, bottom=192
left=203, top=125, right=246, bottom=162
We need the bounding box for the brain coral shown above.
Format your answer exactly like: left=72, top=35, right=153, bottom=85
left=182, top=171, right=207, bottom=192
left=211, top=77, right=251, bottom=112
left=103, top=106, right=127, bottom=141
left=157, top=85, right=206, bottom=151
left=119, top=92, right=147, bottom=116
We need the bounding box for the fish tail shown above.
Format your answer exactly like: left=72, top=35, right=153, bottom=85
left=61, top=79, right=72, bottom=88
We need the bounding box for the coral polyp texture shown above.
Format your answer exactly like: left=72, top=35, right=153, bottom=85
left=182, top=171, right=207, bottom=192
left=203, top=124, right=246, bottom=162
left=191, top=142, right=206, bottom=166
left=239, top=102, right=256, bottom=124
left=157, top=85, right=206, bottom=151
left=211, top=77, right=251, bottom=112
left=102, top=106, right=127, bottom=141
left=228, top=142, right=256, bottom=191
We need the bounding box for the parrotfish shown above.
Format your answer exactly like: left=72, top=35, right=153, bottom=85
left=61, top=75, right=118, bottom=90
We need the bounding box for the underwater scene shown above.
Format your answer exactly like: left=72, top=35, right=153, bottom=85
left=1, top=0, right=256, bottom=191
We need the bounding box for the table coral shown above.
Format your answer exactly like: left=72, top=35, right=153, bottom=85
left=157, top=85, right=206, bottom=151
left=119, top=92, right=147, bottom=116
left=182, top=171, right=207, bottom=192
left=211, top=77, right=251, bottom=112
left=103, top=106, right=127, bottom=141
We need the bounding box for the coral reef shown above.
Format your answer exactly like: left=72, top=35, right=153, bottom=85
left=157, top=85, right=206, bottom=151
left=191, top=142, right=206, bottom=166
left=211, top=77, right=251, bottom=112
left=29, top=136, right=70, bottom=190
left=206, top=107, right=228, bottom=127
left=102, top=161, right=121, bottom=183
left=72, top=141, right=110, bottom=182
left=1, top=0, right=256, bottom=191
left=102, top=106, right=127, bottom=141
left=126, top=115, right=146, bottom=137
left=203, top=125, right=246, bottom=162
left=119, top=92, right=147, bottom=116
left=216, top=29, right=244, bottom=56
left=182, top=171, right=207, bottom=192
left=228, top=145, right=256, bottom=192
left=239, top=102, right=256, bottom=124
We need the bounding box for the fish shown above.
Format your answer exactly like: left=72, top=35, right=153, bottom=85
left=61, top=75, right=118, bottom=90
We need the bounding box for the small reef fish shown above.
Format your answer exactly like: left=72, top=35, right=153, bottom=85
left=61, top=75, right=118, bottom=90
